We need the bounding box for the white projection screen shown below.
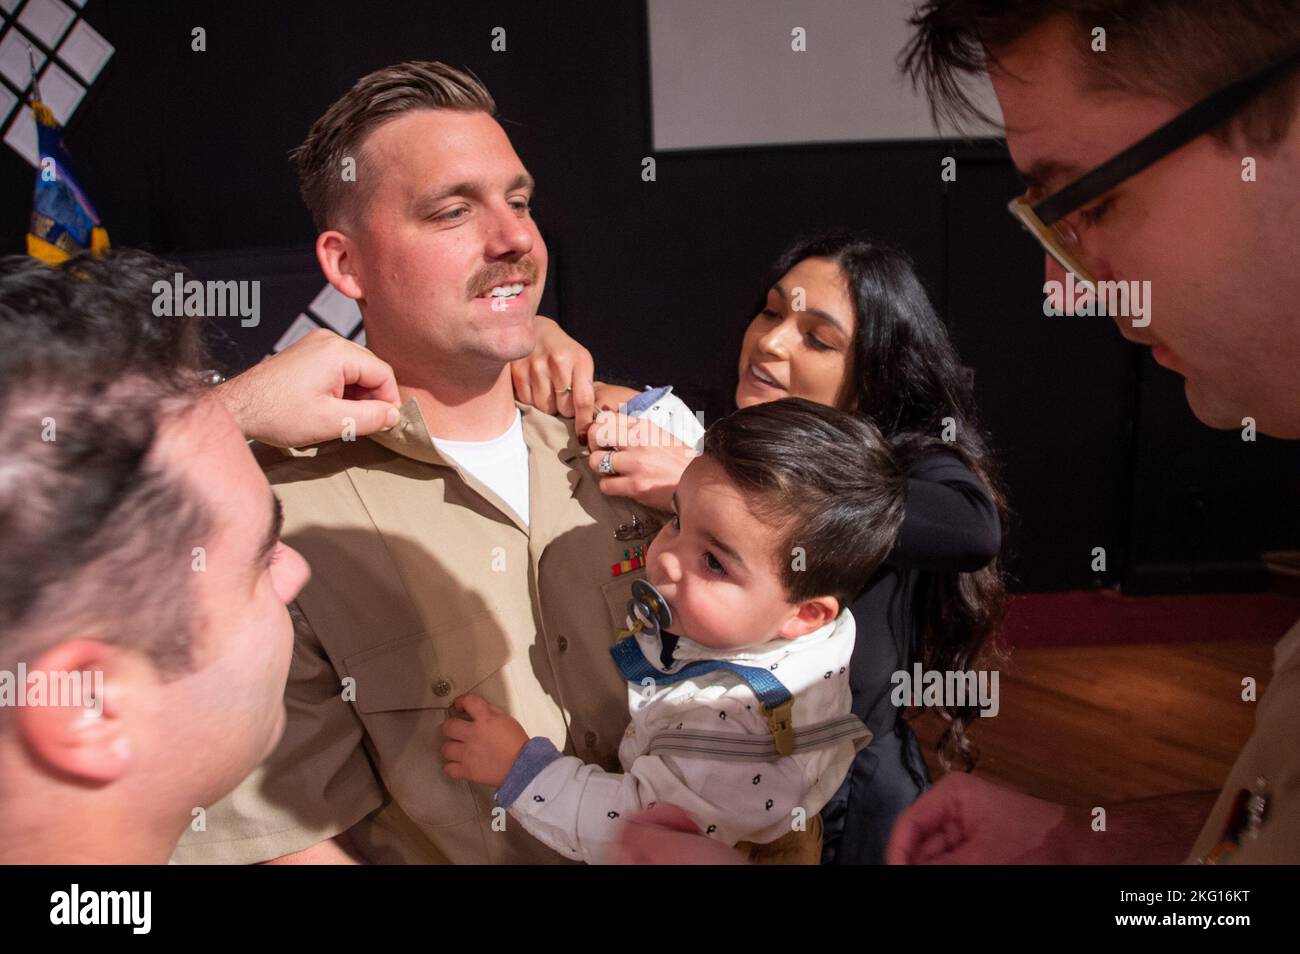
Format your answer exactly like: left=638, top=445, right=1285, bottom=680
left=647, top=0, right=1002, bottom=150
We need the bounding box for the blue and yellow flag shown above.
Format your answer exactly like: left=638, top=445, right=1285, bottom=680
left=26, top=100, right=109, bottom=265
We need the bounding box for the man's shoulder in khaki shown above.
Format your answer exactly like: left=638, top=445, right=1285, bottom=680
left=186, top=402, right=657, bottom=864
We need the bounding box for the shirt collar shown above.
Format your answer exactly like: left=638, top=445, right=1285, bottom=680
left=635, top=608, right=851, bottom=674
left=367, top=399, right=584, bottom=470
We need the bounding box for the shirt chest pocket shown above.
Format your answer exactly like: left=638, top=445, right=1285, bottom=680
left=340, top=614, right=510, bottom=827
left=600, top=571, right=648, bottom=639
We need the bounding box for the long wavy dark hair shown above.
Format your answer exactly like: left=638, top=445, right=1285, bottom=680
left=757, top=231, right=1009, bottom=771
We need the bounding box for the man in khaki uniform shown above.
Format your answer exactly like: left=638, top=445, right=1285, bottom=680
left=174, top=61, right=658, bottom=864
left=174, top=399, right=656, bottom=864
left=884, top=1, right=1300, bottom=865
left=1186, top=616, right=1300, bottom=863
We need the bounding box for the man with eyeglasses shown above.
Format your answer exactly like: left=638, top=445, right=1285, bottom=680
left=882, top=2, right=1300, bottom=864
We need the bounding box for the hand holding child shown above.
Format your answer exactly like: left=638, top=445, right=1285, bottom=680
left=441, top=694, right=529, bottom=788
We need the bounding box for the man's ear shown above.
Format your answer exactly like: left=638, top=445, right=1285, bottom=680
left=316, top=230, right=365, bottom=301
left=18, top=640, right=145, bottom=784
left=777, top=596, right=840, bottom=640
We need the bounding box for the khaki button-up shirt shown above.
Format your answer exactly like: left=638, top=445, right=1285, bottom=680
left=173, top=401, right=659, bottom=864
left=1187, top=616, right=1300, bottom=863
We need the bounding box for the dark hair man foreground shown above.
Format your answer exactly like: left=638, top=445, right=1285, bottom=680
left=0, top=250, right=403, bottom=862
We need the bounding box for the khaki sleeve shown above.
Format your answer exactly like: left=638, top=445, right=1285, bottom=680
left=171, top=605, right=386, bottom=864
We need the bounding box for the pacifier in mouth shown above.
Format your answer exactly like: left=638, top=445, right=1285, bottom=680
left=626, top=579, right=673, bottom=638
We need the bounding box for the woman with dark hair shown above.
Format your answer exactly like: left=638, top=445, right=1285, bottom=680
left=515, top=231, right=1006, bottom=863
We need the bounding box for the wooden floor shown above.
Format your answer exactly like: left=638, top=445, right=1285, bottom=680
left=913, top=639, right=1275, bottom=805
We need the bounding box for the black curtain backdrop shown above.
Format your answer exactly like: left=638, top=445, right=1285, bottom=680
left=3, top=0, right=1295, bottom=593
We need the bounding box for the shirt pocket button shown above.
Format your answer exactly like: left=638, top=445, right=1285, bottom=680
left=557, top=636, right=569, bottom=653
left=432, top=679, right=452, bottom=697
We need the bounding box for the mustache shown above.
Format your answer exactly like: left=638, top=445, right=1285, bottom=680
left=467, top=258, right=539, bottom=299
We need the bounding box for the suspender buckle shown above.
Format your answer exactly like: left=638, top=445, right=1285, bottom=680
left=762, top=699, right=795, bottom=756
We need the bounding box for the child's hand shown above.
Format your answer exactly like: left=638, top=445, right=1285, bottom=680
left=441, top=694, right=529, bottom=788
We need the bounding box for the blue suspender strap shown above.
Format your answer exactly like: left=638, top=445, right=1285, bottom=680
left=610, top=635, right=799, bottom=755
left=609, top=635, right=792, bottom=708
left=608, top=635, right=659, bottom=683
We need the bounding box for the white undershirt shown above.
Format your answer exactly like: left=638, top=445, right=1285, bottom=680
left=431, top=409, right=530, bottom=527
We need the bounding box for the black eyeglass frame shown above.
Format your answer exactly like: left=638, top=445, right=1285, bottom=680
left=1008, top=47, right=1300, bottom=283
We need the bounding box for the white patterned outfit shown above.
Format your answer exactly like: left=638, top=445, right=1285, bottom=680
left=494, top=609, right=870, bottom=864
